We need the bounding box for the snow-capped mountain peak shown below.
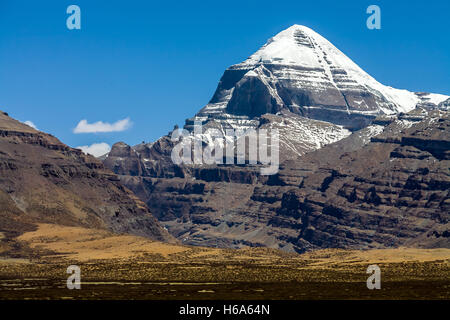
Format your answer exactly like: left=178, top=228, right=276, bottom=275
left=234, top=24, right=447, bottom=115
left=242, top=25, right=324, bottom=67
left=180, top=25, right=448, bottom=160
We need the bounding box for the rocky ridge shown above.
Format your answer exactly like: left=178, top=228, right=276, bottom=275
left=104, top=107, right=449, bottom=252
left=0, top=111, right=173, bottom=243
left=102, top=25, right=449, bottom=252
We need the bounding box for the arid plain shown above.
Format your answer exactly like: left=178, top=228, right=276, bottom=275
left=0, top=223, right=448, bottom=300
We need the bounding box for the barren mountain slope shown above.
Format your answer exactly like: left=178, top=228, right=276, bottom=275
left=107, top=108, right=449, bottom=252
left=0, top=111, right=174, bottom=246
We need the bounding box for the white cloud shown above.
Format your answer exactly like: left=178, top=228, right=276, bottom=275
left=76, top=142, right=111, bottom=157
left=73, top=117, right=132, bottom=133
left=23, top=120, right=38, bottom=130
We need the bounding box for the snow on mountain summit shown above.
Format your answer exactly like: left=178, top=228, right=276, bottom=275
left=235, top=24, right=447, bottom=115
left=178, top=25, right=449, bottom=160
left=242, top=25, right=324, bottom=67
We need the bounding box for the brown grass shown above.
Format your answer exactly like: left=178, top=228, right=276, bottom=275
left=17, top=224, right=188, bottom=262
left=1, top=223, right=449, bottom=300
left=11, top=223, right=450, bottom=267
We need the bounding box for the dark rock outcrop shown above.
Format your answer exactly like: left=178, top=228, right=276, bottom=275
left=105, top=109, right=449, bottom=252
left=0, top=111, right=174, bottom=243
left=102, top=25, right=449, bottom=252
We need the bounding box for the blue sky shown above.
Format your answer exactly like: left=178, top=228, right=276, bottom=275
left=0, top=0, right=449, bottom=154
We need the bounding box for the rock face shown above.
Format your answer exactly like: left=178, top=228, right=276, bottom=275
left=438, top=97, right=450, bottom=110
left=187, top=25, right=448, bottom=133
left=110, top=108, right=449, bottom=252
left=0, top=111, right=173, bottom=243
left=176, top=25, right=448, bottom=166
left=103, top=25, right=449, bottom=252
